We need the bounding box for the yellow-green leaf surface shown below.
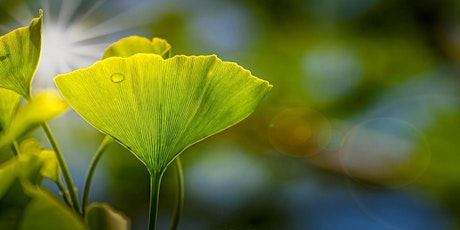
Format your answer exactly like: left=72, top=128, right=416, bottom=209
left=0, top=148, right=85, bottom=229
left=0, top=179, right=87, bottom=230
left=0, top=88, right=20, bottom=133
left=86, top=203, right=130, bottom=230
left=0, top=154, right=42, bottom=198
left=19, top=181, right=87, bottom=230
left=0, top=90, right=68, bottom=148
left=18, top=139, right=60, bottom=182
left=0, top=10, right=42, bottom=97
left=55, top=54, right=272, bottom=173
left=102, top=36, right=171, bottom=59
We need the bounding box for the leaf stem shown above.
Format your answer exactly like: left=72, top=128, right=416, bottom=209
left=10, top=141, right=20, bottom=156
left=57, top=179, right=72, bottom=207
left=148, top=169, right=164, bottom=230
left=82, top=135, right=113, bottom=216
left=170, top=157, right=184, bottom=230
left=41, top=122, right=81, bottom=215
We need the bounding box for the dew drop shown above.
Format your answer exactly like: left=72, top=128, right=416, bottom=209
left=110, top=73, right=125, bottom=83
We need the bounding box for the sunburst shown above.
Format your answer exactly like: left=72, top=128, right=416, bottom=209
left=1, top=0, right=157, bottom=87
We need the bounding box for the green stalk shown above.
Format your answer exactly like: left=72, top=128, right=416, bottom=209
left=170, top=157, right=184, bottom=230
left=41, top=122, right=81, bottom=215
left=148, top=169, right=164, bottom=230
left=82, top=135, right=113, bottom=216
left=10, top=141, right=20, bottom=156
left=57, top=179, right=72, bottom=207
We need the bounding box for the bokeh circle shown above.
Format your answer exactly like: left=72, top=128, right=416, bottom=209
left=340, top=118, right=431, bottom=189
left=268, top=107, right=331, bottom=157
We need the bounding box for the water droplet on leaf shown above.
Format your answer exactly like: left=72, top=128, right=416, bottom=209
left=110, top=73, right=125, bottom=83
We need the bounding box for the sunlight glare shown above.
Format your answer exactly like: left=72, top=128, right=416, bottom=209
left=2, top=0, right=158, bottom=87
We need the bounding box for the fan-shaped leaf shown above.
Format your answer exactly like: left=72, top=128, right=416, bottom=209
left=0, top=10, right=42, bottom=97
left=103, top=36, right=171, bottom=59
left=0, top=90, right=68, bottom=148
left=55, top=54, right=271, bottom=173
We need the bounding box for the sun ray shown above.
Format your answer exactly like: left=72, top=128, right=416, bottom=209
left=73, top=0, right=106, bottom=25
left=74, top=2, right=157, bottom=41
left=2, top=0, right=157, bottom=87
left=57, top=0, right=82, bottom=26
left=7, top=3, right=33, bottom=25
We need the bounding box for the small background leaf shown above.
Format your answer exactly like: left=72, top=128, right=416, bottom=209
left=0, top=10, right=42, bottom=97
left=0, top=154, right=42, bottom=198
left=18, top=139, right=60, bottom=182
left=86, top=203, right=130, bottom=230
left=19, top=181, right=87, bottom=230
left=0, top=141, right=85, bottom=230
left=0, top=90, right=68, bottom=148
left=102, top=36, right=171, bottom=59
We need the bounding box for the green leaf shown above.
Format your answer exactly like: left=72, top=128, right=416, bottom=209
left=0, top=88, right=20, bottom=133
left=0, top=9, right=42, bottom=97
left=0, top=90, right=68, bottom=148
left=0, top=179, right=33, bottom=229
left=0, top=148, right=86, bottom=230
left=102, top=36, right=171, bottom=59
left=55, top=53, right=272, bottom=173
left=0, top=154, right=42, bottom=198
left=85, top=203, right=130, bottom=230
left=18, top=181, right=87, bottom=230
left=0, top=179, right=87, bottom=230
left=18, top=139, right=60, bottom=182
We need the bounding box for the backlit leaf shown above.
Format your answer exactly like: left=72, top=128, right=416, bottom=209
left=18, top=139, right=60, bottom=183
left=0, top=90, right=68, bottom=148
left=102, top=36, right=171, bottom=59
left=19, top=181, right=87, bottom=230
left=55, top=53, right=272, bottom=173
left=0, top=154, right=42, bottom=199
left=0, top=147, right=85, bottom=229
left=0, top=88, right=20, bottom=133
left=0, top=10, right=42, bottom=97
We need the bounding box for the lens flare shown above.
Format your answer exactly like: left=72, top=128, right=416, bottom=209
left=268, top=107, right=331, bottom=157
left=340, top=118, right=431, bottom=188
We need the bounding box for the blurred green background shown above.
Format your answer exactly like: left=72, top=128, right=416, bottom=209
left=2, top=0, right=460, bottom=229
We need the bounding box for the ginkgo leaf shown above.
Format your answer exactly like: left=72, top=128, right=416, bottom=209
left=0, top=88, right=20, bottom=133
left=19, top=180, right=87, bottom=230
left=0, top=90, right=68, bottom=148
left=0, top=10, right=42, bottom=97
left=1, top=144, right=85, bottom=229
left=55, top=53, right=272, bottom=174
left=0, top=179, right=87, bottom=230
left=18, top=139, right=60, bottom=182
left=103, top=36, right=171, bottom=59
left=0, top=154, right=43, bottom=198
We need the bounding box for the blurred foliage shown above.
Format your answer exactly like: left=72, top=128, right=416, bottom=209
left=3, top=0, right=460, bottom=229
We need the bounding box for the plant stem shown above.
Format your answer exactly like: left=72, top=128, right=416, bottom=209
left=82, top=135, right=113, bottom=216
left=170, top=157, right=184, bottom=230
left=41, top=122, right=81, bottom=215
left=10, top=141, right=20, bottom=156
left=148, top=170, right=164, bottom=230
left=57, top=180, right=72, bottom=207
